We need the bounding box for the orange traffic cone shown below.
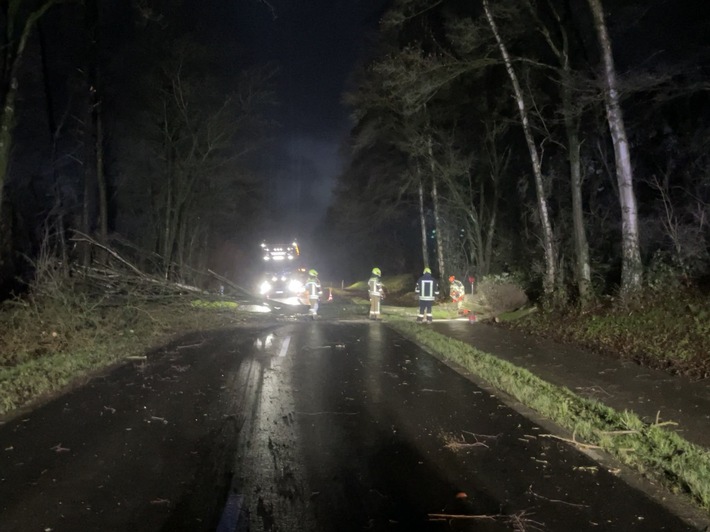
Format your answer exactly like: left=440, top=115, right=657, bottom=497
left=328, top=288, right=333, bottom=302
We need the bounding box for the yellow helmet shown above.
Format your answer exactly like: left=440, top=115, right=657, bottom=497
left=308, top=269, right=318, bottom=277
left=372, top=267, right=381, bottom=276
left=423, top=267, right=431, bottom=274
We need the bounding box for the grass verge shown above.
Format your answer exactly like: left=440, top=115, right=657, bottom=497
left=0, top=300, right=255, bottom=417
left=388, top=319, right=710, bottom=513
left=505, top=290, right=710, bottom=377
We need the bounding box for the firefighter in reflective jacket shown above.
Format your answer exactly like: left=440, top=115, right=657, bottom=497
left=304, top=269, right=322, bottom=319
left=368, top=267, right=384, bottom=320
left=416, top=267, right=439, bottom=323
left=449, top=275, right=465, bottom=313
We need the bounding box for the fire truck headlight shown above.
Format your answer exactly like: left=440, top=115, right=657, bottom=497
left=288, top=279, right=304, bottom=293
left=259, top=281, right=272, bottom=295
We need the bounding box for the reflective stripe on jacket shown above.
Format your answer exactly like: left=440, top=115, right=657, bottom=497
left=305, top=279, right=321, bottom=298
left=415, top=274, right=439, bottom=301
left=368, top=276, right=382, bottom=297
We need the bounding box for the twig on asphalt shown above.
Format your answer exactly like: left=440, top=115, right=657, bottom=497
left=509, top=510, right=546, bottom=532
left=442, top=431, right=494, bottom=451
left=462, top=430, right=500, bottom=440
left=428, top=513, right=497, bottom=520
left=428, top=510, right=544, bottom=532
left=176, top=341, right=205, bottom=350
left=295, top=411, right=359, bottom=416
left=539, top=432, right=601, bottom=450
left=526, top=485, right=589, bottom=508
left=445, top=441, right=490, bottom=450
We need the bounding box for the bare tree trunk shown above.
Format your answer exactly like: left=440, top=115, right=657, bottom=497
left=469, top=196, right=484, bottom=275
left=81, top=0, right=101, bottom=266
left=587, top=0, right=642, bottom=296
left=81, top=151, right=93, bottom=265
left=161, top=99, right=176, bottom=278
left=565, top=99, right=591, bottom=301
left=176, top=205, right=188, bottom=280
left=96, top=102, right=108, bottom=243
left=427, top=136, right=446, bottom=280
left=88, top=0, right=108, bottom=246
left=0, top=1, right=59, bottom=235
left=480, top=122, right=506, bottom=277
left=431, top=176, right=446, bottom=281
left=531, top=0, right=592, bottom=302
left=481, top=175, right=499, bottom=277
left=162, top=177, right=174, bottom=278
left=482, top=0, right=556, bottom=295
left=417, top=165, right=429, bottom=268
left=38, top=21, right=69, bottom=265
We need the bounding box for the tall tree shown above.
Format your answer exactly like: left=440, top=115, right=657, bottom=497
left=526, top=0, right=592, bottom=302
left=145, top=43, right=273, bottom=279
left=482, top=0, right=557, bottom=295
left=587, top=0, right=642, bottom=295
left=415, top=163, right=429, bottom=268
left=0, top=0, right=60, bottom=240
left=86, top=0, right=107, bottom=248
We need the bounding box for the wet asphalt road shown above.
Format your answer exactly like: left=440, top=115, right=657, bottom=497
left=0, top=320, right=698, bottom=531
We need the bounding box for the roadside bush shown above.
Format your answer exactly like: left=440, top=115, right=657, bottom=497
left=476, top=273, right=528, bottom=316
left=645, top=250, right=688, bottom=293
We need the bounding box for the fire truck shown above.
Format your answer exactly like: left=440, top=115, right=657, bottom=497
left=257, top=241, right=308, bottom=304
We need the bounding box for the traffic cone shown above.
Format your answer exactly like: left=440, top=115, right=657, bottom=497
left=328, top=288, right=333, bottom=302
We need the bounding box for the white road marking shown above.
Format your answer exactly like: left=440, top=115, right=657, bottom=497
left=279, top=335, right=291, bottom=358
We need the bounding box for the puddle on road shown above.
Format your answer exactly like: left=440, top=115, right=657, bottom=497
left=253, top=333, right=275, bottom=350
left=253, top=333, right=292, bottom=359
left=239, top=304, right=272, bottom=313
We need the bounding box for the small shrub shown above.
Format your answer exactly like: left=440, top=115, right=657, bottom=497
left=477, top=273, right=528, bottom=316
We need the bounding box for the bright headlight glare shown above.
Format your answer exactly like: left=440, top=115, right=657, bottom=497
left=288, top=279, right=304, bottom=293
left=259, top=281, right=272, bottom=295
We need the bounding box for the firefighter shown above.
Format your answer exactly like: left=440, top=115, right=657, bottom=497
left=449, top=275, right=465, bottom=313
left=304, top=269, right=322, bottom=319
left=415, top=267, right=439, bottom=323
left=368, top=267, right=384, bottom=320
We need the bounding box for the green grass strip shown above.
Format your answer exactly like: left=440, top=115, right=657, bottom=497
left=191, top=300, right=239, bottom=309
left=388, top=319, right=710, bottom=512
left=0, top=347, right=128, bottom=415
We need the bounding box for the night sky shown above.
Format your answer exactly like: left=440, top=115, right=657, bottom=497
left=188, top=0, right=390, bottom=239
